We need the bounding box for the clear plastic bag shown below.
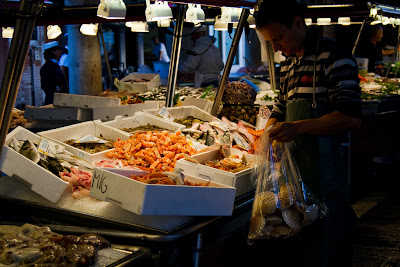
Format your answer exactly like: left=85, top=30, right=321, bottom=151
left=248, top=128, right=327, bottom=243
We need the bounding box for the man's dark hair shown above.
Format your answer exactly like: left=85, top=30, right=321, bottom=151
left=43, top=47, right=58, bottom=60
left=255, top=0, right=305, bottom=29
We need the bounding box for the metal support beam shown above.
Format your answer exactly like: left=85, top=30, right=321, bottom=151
left=211, top=8, right=250, bottom=116
left=0, top=0, right=40, bottom=155
left=352, top=18, right=366, bottom=55
left=166, top=4, right=185, bottom=108
left=266, top=41, right=277, bottom=90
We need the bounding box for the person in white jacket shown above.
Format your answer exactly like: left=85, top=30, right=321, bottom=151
left=179, top=26, right=224, bottom=87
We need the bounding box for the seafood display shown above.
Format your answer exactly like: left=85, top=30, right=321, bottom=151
left=9, top=109, right=28, bottom=129
left=359, top=76, right=400, bottom=100
left=218, top=105, right=258, bottom=126
left=64, top=136, right=114, bottom=154
left=106, top=130, right=197, bottom=172
left=97, top=89, right=144, bottom=105
left=139, top=85, right=217, bottom=102
left=202, top=148, right=253, bottom=173
left=0, top=223, right=110, bottom=266
left=222, top=81, right=257, bottom=105
left=174, top=116, right=205, bottom=128
left=120, top=124, right=173, bottom=134
left=130, top=170, right=210, bottom=186
left=60, top=168, right=93, bottom=199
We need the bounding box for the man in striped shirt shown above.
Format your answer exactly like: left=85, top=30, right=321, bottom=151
left=255, top=0, right=362, bottom=266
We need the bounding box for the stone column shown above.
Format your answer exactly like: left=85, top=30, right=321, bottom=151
left=65, top=0, right=102, bottom=95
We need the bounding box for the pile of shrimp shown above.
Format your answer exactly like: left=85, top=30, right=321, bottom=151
left=106, top=131, right=197, bottom=172
left=130, top=172, right=210, bottom=186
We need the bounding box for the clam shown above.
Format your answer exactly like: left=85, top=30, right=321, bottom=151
left=278, top=184, right=296, bottom=210
left=20, top=140, right=40, bottom=164
left=282, top=208, right=301, bottom=230
left=249, top=215, right=265, bottom=238
left=253, top=191, right=277, bottom=216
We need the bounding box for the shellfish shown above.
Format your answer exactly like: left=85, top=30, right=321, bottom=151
left=253, top=191, right=277, bottom=216
left=282, top=208, right=301, bottom=230
left=278, top=183, right=296, bottom=210
left=303, top=204, right=319, bottom=226
left=249, top=215, right=265, bottom=238
left=265, top=215, right=284, bottom=226
left=271, top=224, right=293, bottom=238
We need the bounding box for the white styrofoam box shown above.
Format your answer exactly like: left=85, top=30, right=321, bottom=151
left=103, top=112, right=184, bottom=134
left=37, top=120, right=130, bottom=163
left=175, top=148, right=255, bottom=197
left=24, top=106, right=92, bottom=121
left=144, top=100, right=165, bottom=109
left=54, top=93, right=121, bottom=108
left=182, top=97, right=213, bottom=114
left=92, top=102, right=160, bottom=122
left=142, top=106, right=220, bottom=125
left=115, top=73, right=161, bottom=94
left=90, top=168, right=236, bottom=216
left=0, top=127, right=69, bottom=203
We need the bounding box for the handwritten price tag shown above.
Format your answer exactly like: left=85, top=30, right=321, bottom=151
left=158, top=106, right=174, bottom=121
left=91, top=171, right=108, bottom=194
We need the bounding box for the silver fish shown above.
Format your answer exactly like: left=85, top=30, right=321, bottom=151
left=53, top=151, right=94, bottom=170
left=20, top=140, right=40, bottom=163
left=9, top=137, right=22, bottom=153
left=168, top=168, right=185, bottom=185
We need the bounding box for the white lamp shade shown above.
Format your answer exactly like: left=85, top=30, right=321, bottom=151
left=247, top=15, right=256, bottom=28
left=214, top=16, right=228, bottom=31
left=47, top=25, right=62, bottom=39
left=2, top=27, right=14, bottom=38
left=145, top=0, right=172, bottom=22
left=126, top=21, right=133, bottom=27
left=305, top=18, right=312, bottom=26
left=317, top=18, right=331, bottom=26
left=221, top=7, right=239, bottom=23
left=186, top=4, right=205, bottom=23
left=338, top=17, right=351, bottom=26
left=80, top=24, right=98, bottom=36
left=97, top=0, right=126, bottom=19
left=131, top=21, right=149, bottom=32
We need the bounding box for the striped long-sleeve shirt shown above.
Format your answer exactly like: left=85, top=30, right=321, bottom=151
left=270, top=32, right=362, bottom=121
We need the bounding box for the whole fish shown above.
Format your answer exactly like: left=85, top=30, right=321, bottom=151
left=20, top=140, right=40, bottom=164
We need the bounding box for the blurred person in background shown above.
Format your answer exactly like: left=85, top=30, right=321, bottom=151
left=59, top=44, right=69, bottom=93
left=178, top=25, right=224, bottom=87
left=152, top=36, right=170, bottom=63
left=40, top=41, right=67, bottom=105
left=356, top=25, right=399, bottom=74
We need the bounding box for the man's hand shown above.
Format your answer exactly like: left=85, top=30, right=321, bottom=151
left=268, top=122, right=300, bottom=142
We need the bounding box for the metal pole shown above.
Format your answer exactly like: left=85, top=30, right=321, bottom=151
left=29, top=49, right=36, bottom=106
left=166, top=4, right=185, bottom=108
left=211, top=8, right=250, bottom=116
left=0, top=0, right=39, bottom=156
left=98, top=24, right=113, bottom=90
left=193, top=233, right=203, bottom=267
left=385, top=29, right=400, bottom=78
left=352, top=19, right=366, bottom=55
left=0, top=7, right=38, bottom=153
left=0, top=0, right=28, bottom=131
left=266, top=41, right=276, bottom=90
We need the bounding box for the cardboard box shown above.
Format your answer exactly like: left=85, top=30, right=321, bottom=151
left=142, top=106, right=219, bottom=125
left=54, top=93, right=121, bottom=108
left=175, top=148, right=255, bottom=197
left=103, top=112, right=184, bottom=134
left=92, top=102, right=160, bottom=122
left=182, top=97, right=213, bottom=113
left=89, top=168, right=236, bottom=216
left=0, top=127, right=69, bottom=203
left=24, top=106, right=92, bottom=121
left=37, top=121, right=130, bottom=163
left=115, top=73, right=161, bottom=94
